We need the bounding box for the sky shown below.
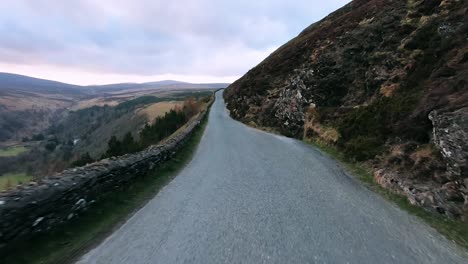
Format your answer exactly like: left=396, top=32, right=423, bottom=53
left=0, top=0, right=350, bottom=85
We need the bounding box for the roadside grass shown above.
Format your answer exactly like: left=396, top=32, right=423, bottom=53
left=0, top=110, right=210, bottom=264
left=0, top=146, right=28, bottom=157
left=0, top=173, right=33, bottom=191
left=306, top=138, right=468, bottom=250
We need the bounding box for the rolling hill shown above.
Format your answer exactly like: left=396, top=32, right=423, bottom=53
left=224, top=0, right=468, bottom=219
left=0, top=72, right=83, bottom=95
left=0, top=72, right=228, bottom=143
left=0, top=72, right=229, bottom=95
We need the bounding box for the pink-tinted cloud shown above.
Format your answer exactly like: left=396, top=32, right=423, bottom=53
left=0, top=0, right=350, bottom=84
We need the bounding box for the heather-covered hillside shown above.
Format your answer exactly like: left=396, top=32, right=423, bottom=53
left=224, top=0, right=468, bottom=219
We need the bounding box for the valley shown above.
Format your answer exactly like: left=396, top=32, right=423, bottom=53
left=0, top=73, right=225, bottom=183
left=1, top=1, right=467, bottom=263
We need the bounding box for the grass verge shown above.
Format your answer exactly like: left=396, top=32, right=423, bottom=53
left=0, top=146, right=28, bottom=157
left=0, top=173, right=33, bottom=191
left=0, top=111, right=210, bottom=264
left=306, top=138, right=468, bottom=250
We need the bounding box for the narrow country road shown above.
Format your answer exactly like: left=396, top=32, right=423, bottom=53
left=77, top=91, right=467, bottom=264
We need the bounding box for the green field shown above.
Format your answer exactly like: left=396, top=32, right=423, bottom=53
left=0, top=146, right=28, bottom=157
left=0, top=173, right=33, bottom=191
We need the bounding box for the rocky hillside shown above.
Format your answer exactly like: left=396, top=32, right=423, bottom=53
left=224, top=0, right=467, bottom=219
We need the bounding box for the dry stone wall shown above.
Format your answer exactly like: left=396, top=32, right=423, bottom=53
left=0, top=107, right=209, bottom=248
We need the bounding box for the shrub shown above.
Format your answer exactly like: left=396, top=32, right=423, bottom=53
left=182, top=97, right=203, bottom=119
left=139, top=109, right=187, bottom=147
left=102, top=96, right=206, bottom=159
left=343, top=136, right=384, bottom=161
left=104, top=136, right=123, bottom=158
left=32, top=133, right=45, bottom=141
left=72, top=152, right=95, bottom=167
left=336, top=92, right=424, bottom=161
left=44, top=142, right=57, bottom=152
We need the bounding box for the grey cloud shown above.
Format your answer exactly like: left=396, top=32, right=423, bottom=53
left=0, top=0, right=350, bottom=77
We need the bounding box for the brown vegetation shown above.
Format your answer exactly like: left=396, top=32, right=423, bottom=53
left=224, top=0, right=468, bottom=219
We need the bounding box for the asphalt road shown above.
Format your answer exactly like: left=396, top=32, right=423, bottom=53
left=77, top=91, right=467, bottom=264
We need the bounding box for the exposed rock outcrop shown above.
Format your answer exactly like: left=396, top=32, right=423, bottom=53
left=224, top=0, right=468, bottom=219
left=374, top=168, right=467, bottom=219
left=430, top=108, right=468, bottom=179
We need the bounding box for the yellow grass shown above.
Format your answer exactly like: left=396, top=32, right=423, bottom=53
left=410, top=144, right=436, bottom=166
left=70, top=98, right=121, bottom=110
left=140, top=101, right=183, bottom=123
left=303, top=105, right=340, bottom=143
left=380, top=83, right=400, bottom=97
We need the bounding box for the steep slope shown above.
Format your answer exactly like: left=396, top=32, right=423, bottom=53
left=224, top=0, right=468, bottom=219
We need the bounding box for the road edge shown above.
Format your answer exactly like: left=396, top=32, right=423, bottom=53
left=222, top=91, right=468, bottom=252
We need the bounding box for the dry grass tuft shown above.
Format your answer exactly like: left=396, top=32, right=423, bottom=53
left=380, top=83, right=400, bottom=97
left=303, top=105, right=340, bottom=144
left=410, top=144, right=435, bottom=166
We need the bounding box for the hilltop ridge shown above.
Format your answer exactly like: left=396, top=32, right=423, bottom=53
left=0, top=72, right=229, bottom=94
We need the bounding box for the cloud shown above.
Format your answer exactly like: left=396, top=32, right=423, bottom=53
left=0, top=0, right=350, bottom=84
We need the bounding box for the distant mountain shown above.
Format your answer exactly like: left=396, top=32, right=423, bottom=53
left=144, top=80, right=186, bottom=86
left=0, top=72, right=230, bottom=95
left=86, top=80, right=230, bottom=93
left=0, top=72, right=83, bottom=95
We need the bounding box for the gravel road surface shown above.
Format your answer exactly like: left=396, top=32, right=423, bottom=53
left=77, top=91, right=467, bottom=264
